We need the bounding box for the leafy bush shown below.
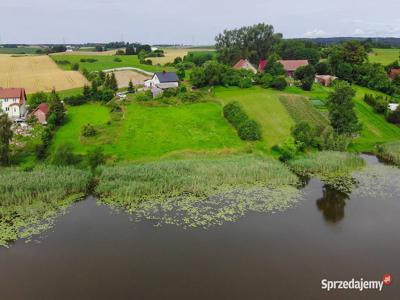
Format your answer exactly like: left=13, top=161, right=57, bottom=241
left=317, top=126, right=349, bottom=151
left=238, top=120, right=261, bottom=141
left=223, top=102, right=261, bottom=141
left=291, top=121, right=316, bottom=150
left=51, top=143, right=80, bottom=166
left=387, top=108, right=400, bottom=124
left=71, top=63, right=79, bottom=71
left=363, top=94, right=389, bottom=114
left=64, top=95, right=89, bottom=106
left=80, top=58, right=98, bottom=63
left=87, top=147, right=106, bottom=171
left=81, top=123, right=97, bottom=137
left=223, top=102, right=248, bottom=129
left=278, top=138, right=299, bottom=162
left=270, top=76, right=288, bottom=90
left=114, top=58, right=122, bottom=62
left=178, top=91, right=203, bottom=103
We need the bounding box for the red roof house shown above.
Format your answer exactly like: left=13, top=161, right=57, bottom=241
left=32, top=103, right=50, bottom=125
left=0, top=88, right=27, bottom=119
left=278, top=60, right=309, bottom=77
left=389, top=68, right=400, bottom=80
left=258, top=59, right=267, bottom=72
left=233, top=59, right=257, bottom=74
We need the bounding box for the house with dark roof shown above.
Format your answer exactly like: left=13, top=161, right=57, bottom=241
left=278, top=60, right=309, bottom=77
left=0, top=88, right=27, bottom=120
left=233, top=59, right=257, bottom=74
left=144, top=71, right=180, bottom=89
left=32, top=103, right=50, bottom=125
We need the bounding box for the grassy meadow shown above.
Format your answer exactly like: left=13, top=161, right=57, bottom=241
left=0, top=46, right=42, bottom=55
left=51, top=54, right=174, bottom=73
left=215, top=86, right=295, bottom=147
left=51, top=101, right=243, bottom=161
left=368, top=48, right=400, bottom=65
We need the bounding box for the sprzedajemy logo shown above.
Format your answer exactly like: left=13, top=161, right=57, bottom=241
left=321, top=274, right=392, bottom=292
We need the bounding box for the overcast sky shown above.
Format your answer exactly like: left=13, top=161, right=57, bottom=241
left=0, top=0, right=399, bottom=44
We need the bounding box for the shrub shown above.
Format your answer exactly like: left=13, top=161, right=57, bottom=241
left=71, top=63, right=79, bottom=71
left=87, top=147, right=106, bottom=171
left=238, top=120, right=261, bottom=141
left=64, top=95, right=89, bottom=106
left=278, top=138, right=299, bottom=162
left=291, top=121, right=316, bottom=151
left=387, top=108, right=400, bottom=124
left=260, top=73, right=274, bottom=88
left=80, top=58, right=98, bottom=63
left=317, top=126, right=349, bottom=151
left=81, top=123, right=97, bottom=137
left=238, top=77, right=253, bottom=88
left=223, top=102, right=249, bottom=129
left=114, top=58, right=122, bottom=62
left=270, top=76, right=287, bottom=90
left=178, top=91, right=202, bottom=103
left=51, top=143, right=79, bottom=166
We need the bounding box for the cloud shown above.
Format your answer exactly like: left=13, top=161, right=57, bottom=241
left=303, top=29, right=328, bottom=38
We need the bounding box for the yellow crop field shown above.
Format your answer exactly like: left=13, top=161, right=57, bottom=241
left=111, top=70, right=150, bottom=88
left=152, top=48, right=215, bottom=65
left=0, top=54, right=88, bottom=93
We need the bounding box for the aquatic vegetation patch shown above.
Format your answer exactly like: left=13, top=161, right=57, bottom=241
left=97, top=155, right=302, bottom=227
left=0, top=166, right=91, bottom=247
left=353, top=164, right=400, bottom=199
left=376, top=142, right=400, bottom=166
left=287, top=151, right=365, bottom=193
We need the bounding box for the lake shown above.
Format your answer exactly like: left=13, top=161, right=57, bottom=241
left=0, top=155, right=399, bottom=299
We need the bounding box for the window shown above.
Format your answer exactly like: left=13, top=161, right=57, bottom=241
left=5, top=107, right=9, bottom=112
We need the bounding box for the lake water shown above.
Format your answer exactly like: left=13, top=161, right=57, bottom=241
left=0, top=155, right=399, bottom=299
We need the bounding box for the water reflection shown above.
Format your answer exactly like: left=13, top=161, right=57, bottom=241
left=316, top=186, right=349, bottom=223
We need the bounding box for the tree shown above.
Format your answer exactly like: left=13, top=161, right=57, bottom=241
left=276, top=40, right=320, bottom=65
left=127, top=80, right=135, bottom=93
left=28, top=92, right=48, bottom=108
left=177, top=67, right=186, bottom=81
left=109, top=73, right=118, bottom=91
left=0, top=113, right=13, bottom=166
left=327, top=81, right=361, bottom=136
left=294, top=65, right=316, bottom=91
left=83, top=85, right=91, bottom=99
left=215, top=23, right=282, bottom=65
left=48, top=90, right=65, bottom=126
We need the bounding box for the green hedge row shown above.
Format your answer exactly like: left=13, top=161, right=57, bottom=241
left=223, top=102, right=262, bottom=141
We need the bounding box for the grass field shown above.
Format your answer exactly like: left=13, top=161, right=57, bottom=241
left=279, top=94, right=329, bottom=131
left=151, top=48, right=215, bottom=65
left=51, top=54, right=174, bottom=73
left=52, top=101, right=243, bottom=161
left=369, top=48, right=400, bottom=65
left=0, top=46, right=42, bottom=54
left=215, top=86, right=295, bottom=147
left=0, top=54, right=87, bottom=93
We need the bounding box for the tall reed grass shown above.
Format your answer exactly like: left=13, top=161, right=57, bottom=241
left=377, top=142, right=400, bottom=166
left=96, top=154, right=298, bottom=203
left=0, top=166, right=91, bottom=247
left=288, top=151, right=365, bottom=193
left=96, top=154, right=301, bottom=227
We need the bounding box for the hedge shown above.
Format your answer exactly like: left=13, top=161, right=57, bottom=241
left=223, top=102, right=262, bottom=141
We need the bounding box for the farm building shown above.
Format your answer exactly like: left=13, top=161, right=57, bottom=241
left=0, top=88, right=27, bottom=120
left=278, top=60, right=309, bottom=77
left=31, top=103, right=49, bottom=125
left=315, top=75, right=337, bottom=87
left=144, top=71, right=179, bottom=89
left=389, top=68, right=400, bottom=80
left=233, top=59, right=257, bottom=74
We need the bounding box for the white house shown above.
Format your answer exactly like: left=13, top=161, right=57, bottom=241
left=144, top=72, right=179, bottom=89
left=233, top=59, right=257, bottom=74
left=0, top=88, right=27, bottom=120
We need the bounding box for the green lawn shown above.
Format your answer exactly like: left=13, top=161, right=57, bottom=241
left=215, top=86, right=295, bottom=147
left=51, top=103, right=111, bottom=154
left=52, top=102, right=243, bottom=161
left=368, top=48, right=400, bottom=65
left=50, top=54, right=174, bottom=73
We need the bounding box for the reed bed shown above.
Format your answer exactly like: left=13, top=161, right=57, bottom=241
left=96, top=155, right=302, bottom=227
left=288, top=151, right=365, bottom=193
left=0, top=166, right=91, bottom=247
left=377, top=142, right=400, bottom=166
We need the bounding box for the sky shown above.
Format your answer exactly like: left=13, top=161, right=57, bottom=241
left=0, top=0, right=399, bottom=44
